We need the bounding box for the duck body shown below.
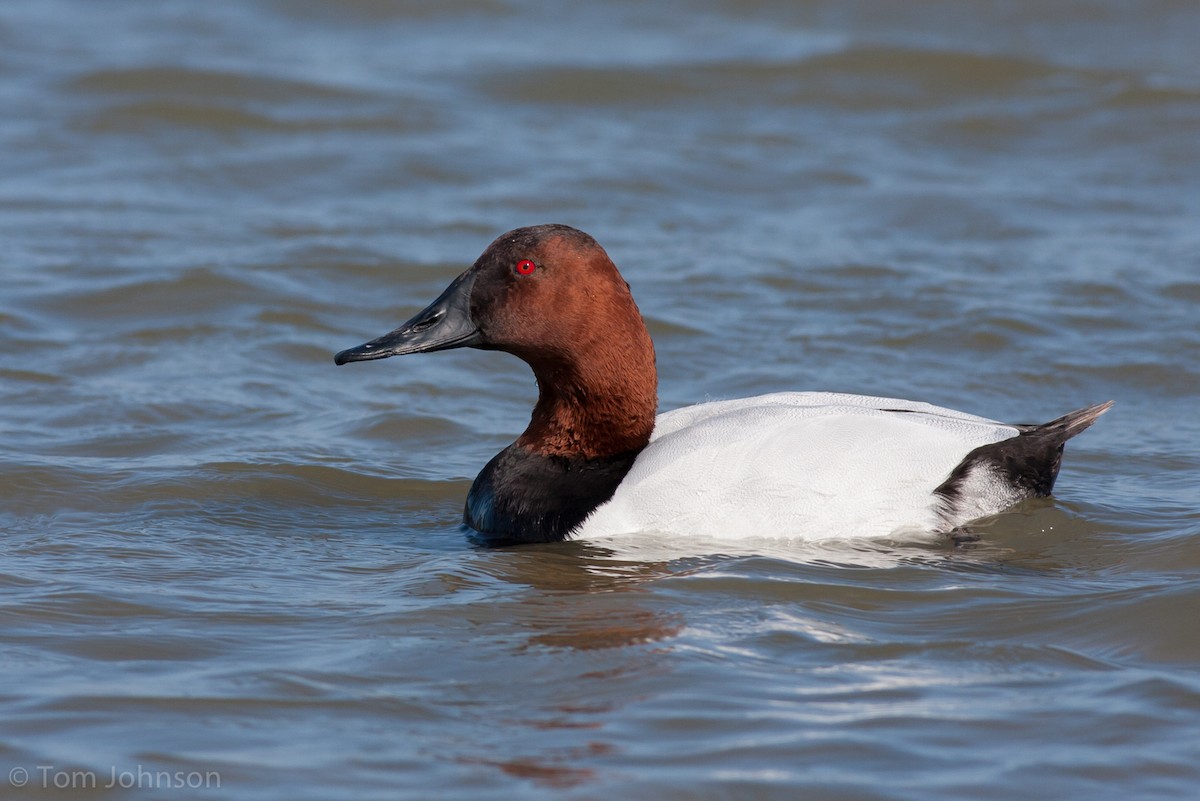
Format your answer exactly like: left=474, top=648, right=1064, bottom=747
left=335, top=224, right=1110, bottom=546
left=579, top=392, right=1019, bottom=542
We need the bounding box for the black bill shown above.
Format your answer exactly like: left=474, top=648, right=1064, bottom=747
left=334, top=270, right=481, bottom=365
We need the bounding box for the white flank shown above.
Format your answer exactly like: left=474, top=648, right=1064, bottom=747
left=577, top=392, right=1018, bottom=542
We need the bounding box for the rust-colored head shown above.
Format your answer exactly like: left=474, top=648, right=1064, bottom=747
left=336, top=225, right=658, bottom=459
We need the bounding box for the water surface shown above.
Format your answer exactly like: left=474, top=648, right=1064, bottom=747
left=2, top=1, right=1199, bottom=799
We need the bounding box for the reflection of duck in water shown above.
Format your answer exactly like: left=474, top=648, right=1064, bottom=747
left=336, top=225, right=1110, bottom=546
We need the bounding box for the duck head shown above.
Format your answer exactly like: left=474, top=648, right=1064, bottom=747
left=335, top=224, right=658, bottom=459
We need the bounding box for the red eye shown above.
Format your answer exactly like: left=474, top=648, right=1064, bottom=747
left=515, top=259, right=536, bottom=276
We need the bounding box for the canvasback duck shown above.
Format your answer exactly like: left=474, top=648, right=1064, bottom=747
left=335, top=224, right=1111, bottom=546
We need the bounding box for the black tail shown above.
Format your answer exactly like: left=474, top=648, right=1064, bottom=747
left=1015, top=400, right=1114, bottom=440
left=937, top=401, right=1113, bottom=505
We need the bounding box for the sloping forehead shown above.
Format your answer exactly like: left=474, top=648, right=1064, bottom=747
left=483, top=224, right=601, bottom=262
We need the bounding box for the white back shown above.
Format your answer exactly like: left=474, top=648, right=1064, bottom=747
left=578, top=392, right=1018, bottom=542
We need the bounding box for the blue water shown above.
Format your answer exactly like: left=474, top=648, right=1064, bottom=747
left=2, top=1, right=1199, bottom=799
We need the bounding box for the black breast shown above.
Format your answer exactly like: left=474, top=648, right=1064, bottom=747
left=464, top=444, right=640, bottom=545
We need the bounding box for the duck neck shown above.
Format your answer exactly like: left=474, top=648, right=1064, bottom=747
left=517, top=351, right=657, bottom=460
left=463, top=340, right=657, bottom=545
